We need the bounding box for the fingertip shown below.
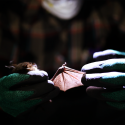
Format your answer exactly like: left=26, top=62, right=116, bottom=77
left=48, top=80, right=54, bottom=85
left=81, top=61, right=104, bottom=74
left=81, top=64, right=91, bottom=72
left=86, top=86, right=98, bottom=93
left=93, top=52, right=100, bottom=59
left=28, top=70, right=48, bottom=77
left=81, top=66, right=85, bottom=72
left=41, top=70, right=48, bottom=77
left=86, top=86, right=99, bottom=97
left=93, top=49, right=116, bottom=60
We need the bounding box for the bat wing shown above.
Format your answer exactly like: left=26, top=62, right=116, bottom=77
left=51, top=66, right=85, bottom=91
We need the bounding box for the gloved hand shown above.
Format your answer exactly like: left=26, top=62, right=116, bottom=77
left=81, top=49, right=125, bottom=110
left=0, top=70, right=60, bottom=117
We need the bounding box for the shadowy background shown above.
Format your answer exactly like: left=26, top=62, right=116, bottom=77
left=1, top=0, right=125, bottom=124
left=1, top=0, right=125, bottom=78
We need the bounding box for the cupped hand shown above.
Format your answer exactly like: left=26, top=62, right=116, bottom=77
left=81, top=49, right=125, bottom=110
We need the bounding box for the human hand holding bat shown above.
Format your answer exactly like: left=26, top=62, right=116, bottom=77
left=0, top=62, right=60, bottom=117
left=81, top=49, right=125, bottom=110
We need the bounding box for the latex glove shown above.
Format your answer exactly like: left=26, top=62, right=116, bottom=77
left=0, top=71, right=60, bottom=117
left=81, top=49, right=125, bottom=110
left=93, top=49, right=125, bottom=61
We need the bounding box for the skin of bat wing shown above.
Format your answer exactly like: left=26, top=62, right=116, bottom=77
left=51, top=63, right=85, bottom=91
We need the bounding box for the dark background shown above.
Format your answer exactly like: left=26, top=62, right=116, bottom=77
left=1, top=0, right=125, bottom=78
left=1, top=0, right=125, bottom=124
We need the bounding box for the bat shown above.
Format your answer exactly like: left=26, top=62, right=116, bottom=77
left=6, top=62, right=85, bottom=92
left=5, top=62, right=39, bottom=74
left=51, top=62, right=85, bottom=91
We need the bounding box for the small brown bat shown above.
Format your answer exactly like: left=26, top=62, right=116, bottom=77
left=6, top=62, right=39, bottom=74
left=5, top=62, right=52, bottom=103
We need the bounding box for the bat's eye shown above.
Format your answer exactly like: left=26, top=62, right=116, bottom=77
left=23, top=64, right=27, bottom=68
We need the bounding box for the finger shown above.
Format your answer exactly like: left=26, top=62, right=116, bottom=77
left=10, top=73, right=49, bottom=90
left=23, top=80, right=60, bottom=101
left=2, top=91, right=35, bottom=102
left=81, top=60, right=105, bottom=73
left=106, top=101, right=125, bottom=110
left=81, top=59, right=125, bottom=73
left=14, top=80, right=55, bottom=92
left=27, top=70, right=48, bottom=77
left=86, top=86, right=125, bottom=102
left=9, top=79, right=59, bottom=100
left=101, top=89, right=125, bottom=102
left=86, top=86, right=114, bottom=101
left=82, top=72, right=125, bottom=87
left=0, top=73, right=30, bottom=89
left=93, top=49, right=125, bottom=61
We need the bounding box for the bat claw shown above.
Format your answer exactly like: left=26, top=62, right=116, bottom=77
left=62, top=62, right=67, bottom=66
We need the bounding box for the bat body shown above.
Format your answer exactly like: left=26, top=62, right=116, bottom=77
left=6, top=62, right=39, bottom=74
